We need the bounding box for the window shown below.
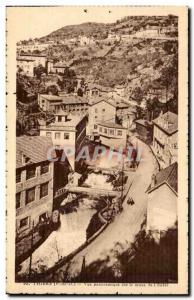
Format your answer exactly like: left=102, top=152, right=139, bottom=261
left=40, top=182, right=49, bottom=198
left=26, top=166, right=36, bottom=180
left=55, top=132, right=61, bottom=139
left=95, top=108, right=98, bottom=113
left=99, top=127, right=102, bottom=133
left=102, top=108, right=105, bottom=113
left=94, top=125, right=98, bottom=130
left=64, top=133, right=70, bottom=140
left=58, top=116, right=62, bottom=122
left=20, top=217, right=29, bottom=228
left=41, top=162, right=49, bottom=174
left=46, top=132, right=51, bottom=137
left=109, top=129, right=114, bottom=135
left=104, top=128, right=108, bottom=134
left=16, top=193, right=21, bottom=209
left=95, top=115, right=97, bottom=119
left=117, top=130, right=122, bottom=136
left=16, top=170, right=21, bottom=183
left=26, top=187, right=35, bottom=205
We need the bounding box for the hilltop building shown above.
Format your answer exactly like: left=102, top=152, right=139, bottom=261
left=17, top=57, right=35, bottom=76
left=18, top=53, right=47, bottom=68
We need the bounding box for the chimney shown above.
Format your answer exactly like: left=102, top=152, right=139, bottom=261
left=151, top=174, right=156, bottom=188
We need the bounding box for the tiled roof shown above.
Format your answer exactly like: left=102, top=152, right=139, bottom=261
left=135, top=119, right=150, bottom=127
left=89, top=97, right=116, bottom=107
left=40, top=94, right=88, bottom=104
left=148, top=162, right=178, bottom=194
left=16, top=136, right=54, bottom=169
left=153, top=111, right=178, bottom=135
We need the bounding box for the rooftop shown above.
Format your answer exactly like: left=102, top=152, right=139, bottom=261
left=16, top=136, right=54, bottom=169
left=17, top=58, right=35, bottom=62
left=98, top=121, right=127, bottom=130
left=135, top=119, right=151, bottom=127
left=19, top=53, right=47, bottom=58
left=147, top=162, right=178, bottom=194
left=40, top=94, right=88, bottom=104
left=41, top=114, right=85, bottom=130
left=153, top=111, right=178, bottom=135
left=89, top=96, right=116, bottom=107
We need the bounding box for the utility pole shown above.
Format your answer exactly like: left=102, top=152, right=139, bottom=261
left=28, top=220, right=34, bottom=280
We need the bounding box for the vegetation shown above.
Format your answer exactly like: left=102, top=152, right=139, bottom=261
left=76, top=225, right=178, bottom=283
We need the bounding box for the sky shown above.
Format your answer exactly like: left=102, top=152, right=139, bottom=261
left=6, top=6, right=175, bottom=42
left=6, top=6, right=133, bottom=41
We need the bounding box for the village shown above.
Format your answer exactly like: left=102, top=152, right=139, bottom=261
left=15, top=15, right=178, bottom=283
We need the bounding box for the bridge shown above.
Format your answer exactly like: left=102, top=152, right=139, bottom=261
left=54, top=185, right=120, bottom=199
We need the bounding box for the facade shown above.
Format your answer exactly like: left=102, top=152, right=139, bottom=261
left=85, top=83, right=114, bottom=98
left=38, top=93, right=89, bottom=115
left=147, top=162, right=177, bottom=234
left=97, top=122, right=127, bottom=149
left=16, top=136, right=55, bottom=239
left=39, top=111, right=87, bottom=170
left=88, top=98, right=116, bottom=135
left=152, top=111, right=178, bottom=168
left=135, top=119, right=153, bottom=144
left=17, top=58, right=35, bottom=76
left=18, top=53, right=47, bottom=68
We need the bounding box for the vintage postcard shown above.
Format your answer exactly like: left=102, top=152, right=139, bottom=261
left=6, top=6, right=188, bottom=295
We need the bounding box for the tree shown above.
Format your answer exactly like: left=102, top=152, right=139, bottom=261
left=46, top=84, right=59, bottom=95
left=77, top=88, right=83, bottom=97
left=34, top=64, right=47, bottom=78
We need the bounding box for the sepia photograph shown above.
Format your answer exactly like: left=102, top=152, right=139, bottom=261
left=6, top=5, right=188, bottom=295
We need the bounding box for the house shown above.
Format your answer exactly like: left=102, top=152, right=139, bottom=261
left=39, top=111, right=87, bottom=170
left=51, top=62, right=68, bottom=74
left=147, top=162, right=178, bottom=236
left=16, top=136, right=55, bottom=239
left=38, top=93, right=89, bottom=116
left=79, top=35, right=95, bottom=46
left=146, top=83, right=173, bottom=104
left=17, top=57, right=35, bottom=76
left=88, top=97, right=116, bottom=135
left=85, top=83, right=114, bottom=98
left=152, top=111, right=178, bottom=168
left=18, top=53, right=47, bottom=68
left=135, top=119, right=153, bottom=144
left=96, top=122, right=127, bottom=149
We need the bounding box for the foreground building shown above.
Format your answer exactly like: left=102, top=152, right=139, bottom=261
left=152, top=111, right=178, bottom=168
left=97, top=121, right=127, bottom=149
left=16, top=136, right=55, bottom=239
left=147, top=162, right=178, bottom=236
left=39, top=111, right=87, bottom=170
